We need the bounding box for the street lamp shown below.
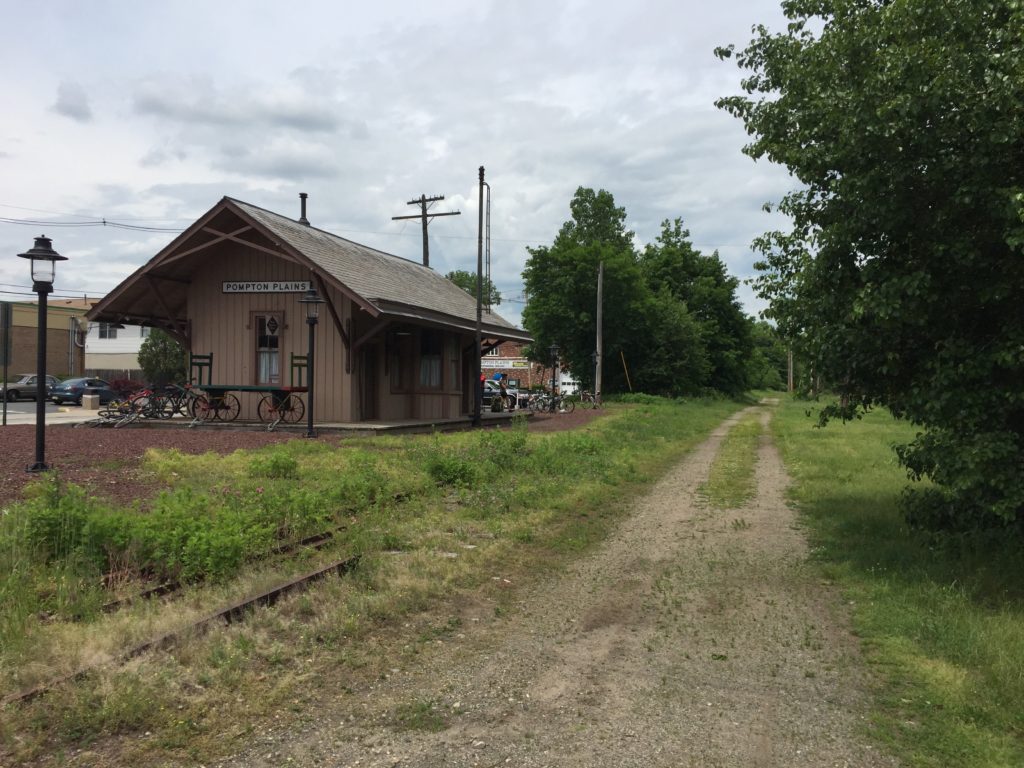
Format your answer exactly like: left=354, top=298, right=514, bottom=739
left=549, top=342, right=559, bottom=397
left=298, top=286, right=324, bottom=438
left=18, top=235, right=67, bottom=472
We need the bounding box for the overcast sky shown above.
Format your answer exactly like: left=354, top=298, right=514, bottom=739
left=0, top=0, right=795, bottom=327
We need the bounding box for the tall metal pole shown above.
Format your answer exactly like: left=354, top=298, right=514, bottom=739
left=305, top=314, right=316, bottom=438
left=1, top=302, right=11, bottom=428
left=595, top=261, right=603, bottom=404
left=31, top=289, right=49, bottom=470
left=473, top=167, right=484, bottom=427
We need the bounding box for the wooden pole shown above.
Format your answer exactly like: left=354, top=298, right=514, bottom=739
left=595, top=261, right=603, bottom=404
left=620, top=349, right=633, bottom=392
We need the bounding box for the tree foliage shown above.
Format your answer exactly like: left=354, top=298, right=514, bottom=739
left=522, top=187, right=752, bottom=397
left=640, top=219, right=753, bottom=395
left=717, top=0, right=1024, bottom=531
left=445, top=269, right=502, bottom=306
left=747, top=321, right=788, bottom=391
left=138, top=329, right=186, bottom=386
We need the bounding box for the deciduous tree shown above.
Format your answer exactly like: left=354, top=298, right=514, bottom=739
left=641, top=219, right=753, bottom=395
left=717, top=0, right=1024, bottom=530
left=138, top=329, right=186, bottom=387
left=445, top=269, right=502, bottom=306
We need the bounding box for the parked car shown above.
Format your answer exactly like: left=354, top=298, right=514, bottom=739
left=50, top=377, right=117, bottom=405
left=1, top=374, right=61, bottom=401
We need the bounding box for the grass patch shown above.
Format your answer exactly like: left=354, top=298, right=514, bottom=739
left=699, top=412, right=763, bottom=509
left=0, top=397, right=744, bottom=765
left=772, top=398, right=1024, bottom=767
left=390, top=698, right=449, bottom=732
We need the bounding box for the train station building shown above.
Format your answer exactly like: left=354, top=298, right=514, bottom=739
left=86, top=196, right=531, bottom=424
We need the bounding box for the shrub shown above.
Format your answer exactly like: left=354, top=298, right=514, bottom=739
left=109, top=379, right=145, bottom=398
left=19, top=476, right=95, bottom=562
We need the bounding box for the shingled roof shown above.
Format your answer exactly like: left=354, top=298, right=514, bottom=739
left=87, top=196, right=530, bottom=343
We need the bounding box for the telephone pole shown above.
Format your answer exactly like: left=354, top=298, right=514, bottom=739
left=595, top=261, right=603, bottom=404
left=391, top=194, right=461, bottom=267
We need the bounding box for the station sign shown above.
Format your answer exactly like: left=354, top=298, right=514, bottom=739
left=222, top=281, right=311, bottom=293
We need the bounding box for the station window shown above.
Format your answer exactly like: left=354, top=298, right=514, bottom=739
left=419, top=330, right=443, bottom=389
left=256, top=314, right=281, bottom=385
left=389, top=332, right=412, bottom=392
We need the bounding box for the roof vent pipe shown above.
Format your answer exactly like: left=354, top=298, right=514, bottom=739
left=298, top=193, right=310, bottom=225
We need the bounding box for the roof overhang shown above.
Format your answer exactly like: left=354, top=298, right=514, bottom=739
left=372, top=300, right=532, bottom=343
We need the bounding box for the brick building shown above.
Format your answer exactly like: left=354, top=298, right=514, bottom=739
left=481, top=340, right=548, bottom=390
left=0, top=298, right=91, bottom=381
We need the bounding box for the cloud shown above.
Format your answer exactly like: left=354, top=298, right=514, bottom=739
left=51, top=81, right=93, bottom=122
left=132, top=76, right=341, bottom=132
left=2, top=0, right=799, bottom=327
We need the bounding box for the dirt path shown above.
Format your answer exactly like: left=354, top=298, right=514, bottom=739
left=219, top=404, right=898, bottom=767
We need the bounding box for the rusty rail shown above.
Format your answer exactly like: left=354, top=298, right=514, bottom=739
left=3, top=555, right=359, bottom=707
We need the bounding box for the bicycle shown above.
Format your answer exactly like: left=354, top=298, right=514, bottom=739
left=526, top=392, right=550, bottom=412
left=552, top=394, right=575, bottom=413
left=128, top=388, right=174, bottom=420
left=162, top=382, right=208, bottom=418
left=527, top=392, right=574, bottom=414
left=578, top=390, right=601, bottom=409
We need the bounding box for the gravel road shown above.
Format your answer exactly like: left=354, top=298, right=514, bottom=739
left=216, top=403, right=899, bottom=767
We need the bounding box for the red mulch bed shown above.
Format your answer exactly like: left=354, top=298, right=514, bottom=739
left=0, top=409, right=606, bottom=509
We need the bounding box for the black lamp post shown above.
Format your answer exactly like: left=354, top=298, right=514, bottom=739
left=298, top=286, right=324, bottom=438
left=549, top=342, right=559, bottom=396
left=18, top=235, right=67, bottom=472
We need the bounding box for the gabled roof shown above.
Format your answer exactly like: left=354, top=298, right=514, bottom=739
left=87, top=196, right=530, bottom=343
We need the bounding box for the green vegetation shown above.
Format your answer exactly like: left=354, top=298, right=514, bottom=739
left=137, top=328, right=186, bottom=386
left=522, top=187, right=758, bottom=397
left=699, top=413, right=763, bottom=509
left=718, top=1, right=1024, bottom=532
left=0, top=397, right=743, bottom=763
left=773, top=397, right=1024, bottom=766
left=445, top=269, right=502, bottom=306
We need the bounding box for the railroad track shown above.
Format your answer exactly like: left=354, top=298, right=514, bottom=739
left=4, top=554, right=360, bottom=707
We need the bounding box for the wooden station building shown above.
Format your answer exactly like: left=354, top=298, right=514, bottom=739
left=86, top=196, right=531, bottom=423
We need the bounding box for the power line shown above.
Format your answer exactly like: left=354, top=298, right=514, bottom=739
left=0, top=216, right=182, bottom=232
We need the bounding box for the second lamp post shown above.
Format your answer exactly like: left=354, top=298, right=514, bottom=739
left=298, top=286, right=324, bottom=438
left=18, top=235, right=67, bottom=473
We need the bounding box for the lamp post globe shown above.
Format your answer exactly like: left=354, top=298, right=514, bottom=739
left=18, top=235, right=67, bottom=473
left=298, top=286, right=325, bottom=438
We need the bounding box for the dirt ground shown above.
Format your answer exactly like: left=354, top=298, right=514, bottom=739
left=213, top=403, right=899, bottom=767
left=0, top=408, right=603, bottom=510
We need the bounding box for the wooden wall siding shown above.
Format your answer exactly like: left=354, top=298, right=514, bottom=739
left=186, top=244, right=351, bottom=423
left=182, top=241, right=472, bottom=425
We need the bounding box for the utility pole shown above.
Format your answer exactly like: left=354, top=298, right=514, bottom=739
left=391, top=194, right=461, bottom=268
left=595, top=261, right=603, bottom=404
